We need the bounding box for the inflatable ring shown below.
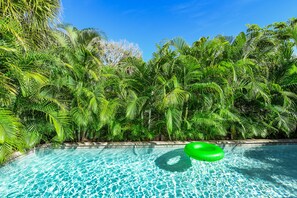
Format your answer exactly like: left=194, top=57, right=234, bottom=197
left=184, top=142, right=224, bottom=162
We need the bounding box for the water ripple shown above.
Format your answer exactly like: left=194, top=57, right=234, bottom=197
left=0, top=145, right=297, bottom=197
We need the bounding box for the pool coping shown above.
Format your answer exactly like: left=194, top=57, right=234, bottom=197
left=4, top=139, right=297, bottom=165
left=59, top=138, right=297, bottom=147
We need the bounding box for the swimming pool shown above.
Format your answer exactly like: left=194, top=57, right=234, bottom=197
left=1, top=144, right=297, bottom=197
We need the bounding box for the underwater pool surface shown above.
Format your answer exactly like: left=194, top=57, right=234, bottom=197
left=1, top=144, right=297, bottom=197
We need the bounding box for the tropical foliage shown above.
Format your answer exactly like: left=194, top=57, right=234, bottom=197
left=0, top=1, right=296, bottom=163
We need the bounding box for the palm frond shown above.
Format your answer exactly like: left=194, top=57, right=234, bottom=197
left=191, top=82, right=225, bottom=107
left=0, top=108, right=23, bottom=163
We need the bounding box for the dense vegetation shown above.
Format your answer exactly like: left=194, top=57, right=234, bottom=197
left=0, top=1, right=296, bottom=163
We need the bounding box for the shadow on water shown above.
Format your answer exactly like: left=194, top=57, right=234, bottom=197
left=228, top=144, right=297, bottom=193
left=35, top=148, right=56, bottom=157
left=133, top=145, right=154, bottom=156
left=155, top=149, right=192, bottom=172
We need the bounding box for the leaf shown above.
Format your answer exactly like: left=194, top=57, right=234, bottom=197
left=165, top=108, right=182, bottom=140
left=165, top=108, right=173, bottom=140
left=191, top=82, right=225, bottom=107
left=0, top=108, right=22, bottom=143
left=163, top=88, right=189, bottom=108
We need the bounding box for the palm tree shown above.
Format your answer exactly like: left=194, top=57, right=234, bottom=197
left=0, top=0, right=61, bottom=48
left=52, top=24, right=110, bottom=141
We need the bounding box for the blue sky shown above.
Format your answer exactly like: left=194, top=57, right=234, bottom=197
left=61, top=0, right=297, bottom=61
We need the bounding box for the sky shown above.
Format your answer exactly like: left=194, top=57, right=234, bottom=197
left=61, top=0, right=297, bottom=61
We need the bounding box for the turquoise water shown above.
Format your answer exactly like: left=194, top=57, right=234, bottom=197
left=1, top=144, right=297, bottom=197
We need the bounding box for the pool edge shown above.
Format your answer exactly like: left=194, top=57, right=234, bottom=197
left=4, top=139, right=297, bottom=165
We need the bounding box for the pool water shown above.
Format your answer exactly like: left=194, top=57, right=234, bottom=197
left=1, top=144, right=297, bottom=197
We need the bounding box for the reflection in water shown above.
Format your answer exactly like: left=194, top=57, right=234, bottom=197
left=35, top=148, right=56, bottom=157
left=155, top=149, right=192, bottom=172
left=133, top=145, right=154, bottom=156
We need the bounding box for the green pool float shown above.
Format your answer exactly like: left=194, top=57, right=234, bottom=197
left=184, top=142, right=224, bottom=162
